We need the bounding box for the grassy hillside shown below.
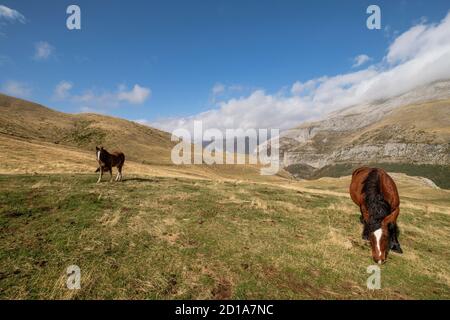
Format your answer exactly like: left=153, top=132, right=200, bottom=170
left=350, top=100, right=450, bottom=145
left=287, top=99, right=450, bottom=150
left=286, top=163, right=450, bottom=189
left=284, top=100, right=450, bottom=188
left=0, top=173, right=449, bottom=299
left=0, top=93, right=290, bottom=182
left=0, top=94, right=174, bottom=164
left=0, top=133, right=290, bottom=185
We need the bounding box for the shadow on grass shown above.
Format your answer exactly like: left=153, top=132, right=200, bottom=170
left=122, top=177, right=161, bottom=183
left=89, top=176, right=163, bottom=184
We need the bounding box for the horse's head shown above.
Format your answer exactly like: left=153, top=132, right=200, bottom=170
left=95, top=146, right=104, bottom=161
left=369, top=225, right=389, bottom=264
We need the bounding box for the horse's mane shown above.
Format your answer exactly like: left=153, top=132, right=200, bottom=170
left=362, top=169, right=391, bottom=232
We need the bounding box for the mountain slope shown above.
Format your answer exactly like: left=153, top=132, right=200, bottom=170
left=0, top=94, right=290, bottom=182
left=279, top=81, right=450, bottom=188
left=0, top=94, right=174, bottom=164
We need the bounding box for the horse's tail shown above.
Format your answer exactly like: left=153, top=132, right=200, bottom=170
left=362, top=169, right=391, bottom=231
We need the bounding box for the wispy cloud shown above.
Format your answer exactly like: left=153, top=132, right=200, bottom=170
left=210, top=82, right=247, bottom=103
left=79, top=106, right=107, bottom=114
left=117, top=84, right=151, bottom=104
left=352, top=54, right=372, bottom=68
left=212, top=83, right=225, bottom=96
left=152, top=11, right=450, bottom=133
left=53, top=82, right=152, bottom=113
left=291, top=77, right=327, bottom=96
left=71, top=89, right=118, bottom=112
left=210, top=83, right=226, bottom=103
left=1, top=80, right=32, bottom=98
left=33, top=41, right=54, bottom=61
left=0, top=5, right=26, bottom=23
left=52, top=81, right=73, bottom=100
left=133, top=119, right=151, bottom=126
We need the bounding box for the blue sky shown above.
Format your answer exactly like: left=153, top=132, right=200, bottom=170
left=1, top=0, right=450, bottom=131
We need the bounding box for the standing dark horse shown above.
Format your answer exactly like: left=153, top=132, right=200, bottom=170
left=95, top=146, right=125, bottom=183
left=350, top=167, right=403, bottom=264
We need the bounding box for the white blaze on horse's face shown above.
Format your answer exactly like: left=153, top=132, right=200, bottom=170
left=373, top=228, right=383, bottom=264
left=97, top=150, right=101, bottom=161
left=374, top=228, right=382, bottom=252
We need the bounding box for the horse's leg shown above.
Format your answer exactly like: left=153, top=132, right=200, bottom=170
left=118, top=165, right=123, bottom=181
left=359, top=207, right=364, bottom=224
left=387, top=223, right=402, bottom=253
left=361, top=222, right=370, bottom=240
left=383, top=208, right=402, bottom=253
left=115, top=167, right=121, bottom=181
left=97, top=167, right=103, bottom=183
left=359, top=211, right=370, bottom=240
left=109, top=167, right=113, bottom=182
left=394, top=226, right=402, bottom=253
left=360, top=205, right=370, bottom=240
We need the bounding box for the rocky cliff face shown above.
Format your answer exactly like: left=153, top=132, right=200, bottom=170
left=275, top=81, right=450, bottom=181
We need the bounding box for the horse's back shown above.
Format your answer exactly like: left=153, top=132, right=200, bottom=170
left=349, top=167, right=371, bottom=205
left=111, top=151, right=125, bottom=165
left=378, top=168, right=400, bottom=207
left=349, top=166, right=399, bottom=208
left=351, top=166, right=371, bottom=179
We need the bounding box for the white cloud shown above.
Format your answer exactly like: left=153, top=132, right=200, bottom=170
left=291, top=77, right=327, bottom=95
left=1, top=80, right=32, bottom=98
left=213, top=83, right=246, bottom=95
left=152, top=11, right=450, bottom=134
left=153, top=90, right=313, bottom=134
left=212, top=83, right=225, bottom=96
left=133, top=119, right=151, bottom=125
left=72, top=89, right=118, bottom=110
left=117, top=84, right=151, bottom=104
left=0, top=5, right=25, bottom=23
left=53, top=81, right=73, bottom=100
left=54, top=82, right=151, bottom=112
left=386, top=16, right=450, bottom=65
left=210, top=83, right=248, bottom=103
left=210, top=83, right=226, bottom=103
left=33, top=41, right=54, bottom=61
left=352, top=54, right=372, bottom=68
left=228, top=84, right=244, bottom=92
left=80, top=106, right=107, bottom=114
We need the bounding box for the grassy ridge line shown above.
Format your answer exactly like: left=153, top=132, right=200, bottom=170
left=286, top=163, right=450, bottom=189
left=0, top=93, right=174, bottom=165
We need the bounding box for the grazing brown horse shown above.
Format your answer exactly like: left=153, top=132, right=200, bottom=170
left=95, top=146, right=125, bottom=183
left=350, top=167, right=403, bottom=264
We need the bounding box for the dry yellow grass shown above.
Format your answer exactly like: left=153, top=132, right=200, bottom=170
left=2, top=172, right=449, bottom=299
left=0, top=93, right=174, bottom=164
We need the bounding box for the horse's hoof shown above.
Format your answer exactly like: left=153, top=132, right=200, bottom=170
left=392, top=248, right=403, bottom=254
left=391, top=244, right=403, bottom=254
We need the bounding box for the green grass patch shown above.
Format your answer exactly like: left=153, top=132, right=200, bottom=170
left=0, top=174, right=449, bottom=299
left=286, top=163, right=450, bottom=189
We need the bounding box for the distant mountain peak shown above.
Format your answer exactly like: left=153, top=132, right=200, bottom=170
left=275, top=80, right=450, bottom=188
